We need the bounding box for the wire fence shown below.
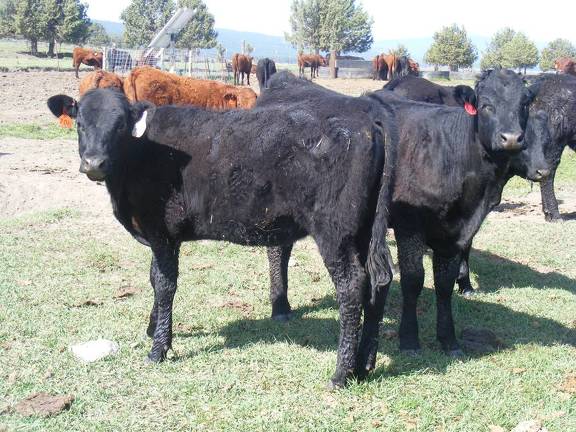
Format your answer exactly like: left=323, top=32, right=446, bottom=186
left=103, top=47, right=233, bottom=83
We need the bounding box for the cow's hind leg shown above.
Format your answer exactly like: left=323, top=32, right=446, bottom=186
left=267, top=245, right=293, bottom=321
left=540, top=167, right=562, bottom=222
left=355, top=276, right=391, bottom=380
left=397, top=229, right=425, bottom=355
left=433, top=252, right=462, bottom=356
left=456, top=243, right=475, bottom=297
left=147, top=240, right=180, bottom=362
left=317, top=242, right=365, bottom=389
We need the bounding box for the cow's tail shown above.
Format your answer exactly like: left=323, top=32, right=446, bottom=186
left=124, top=69, right=138, bottom=102
left=365, top=119, right=397, bottom=305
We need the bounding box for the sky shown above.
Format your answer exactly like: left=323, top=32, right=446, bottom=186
left=84, top=0, right=576, bottom=44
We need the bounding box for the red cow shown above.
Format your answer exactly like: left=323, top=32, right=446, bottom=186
left=298, top=53, right=326, bottom=79
left=72, top=47, right=103, bottom=79
left=79, top=70, right=124, bottom=96
left=555, top=57, right=576, bottom=75
left=232, top=53, right=253, bottom=85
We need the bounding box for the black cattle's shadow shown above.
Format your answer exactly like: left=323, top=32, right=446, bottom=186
left=173, top=280, right=574, bottom=380
left=0, top=153, right=11, bottom=158
left=561, top=211, right=576, bottom=221
left=17, top=51, right=72, bottom=59
left=469, top=248, right=576, bottom=295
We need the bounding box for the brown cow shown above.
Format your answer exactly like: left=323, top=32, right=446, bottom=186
left=298, top=53, right=326, bottom=79
left=72, top=47, right=103, bottom=79
left=123, top=66, right=257, bottom=110
left=232, top=53, right=253, bottom=85
left=376, top=54, right=397, bottom=81
left=79, top=71, right=124, bottom=96
left=555, top=57, right=576, bottom=75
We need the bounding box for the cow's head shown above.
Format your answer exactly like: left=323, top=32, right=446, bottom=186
left=47, top=89, right=153, bottom=181
left=509, top=109, right=551, bottom=181
left=475, top=69, right=532, bottom=152
left=318, top=55, right=327, bottom=66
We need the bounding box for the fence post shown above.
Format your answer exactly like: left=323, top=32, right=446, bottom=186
left=188, top=50, right=192, bottom=77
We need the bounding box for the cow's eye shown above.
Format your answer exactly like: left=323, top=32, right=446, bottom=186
left=482, top=104, right=495, bottom=113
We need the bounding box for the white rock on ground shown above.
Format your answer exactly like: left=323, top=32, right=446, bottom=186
left=69, top=339, right=120, bottom=362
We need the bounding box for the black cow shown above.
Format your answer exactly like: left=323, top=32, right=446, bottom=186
left=384, top=75, right=476, bottom=109
left=46, top=84, right=397, bottom=389
left=528, top=74, right=576, bottom=222
left=261, top=69, right=545, bottom=357
left=382, top=74, right=551, bottom=296
left=256, top=58, right=277, bottom=90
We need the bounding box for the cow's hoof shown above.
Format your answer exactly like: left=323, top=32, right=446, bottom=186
left=461, top=289, right=476, bottom=298
left=445, top=348, right=465, bottom=358
left=146, top=349, right=167, bottom=363
left=272, top=312, right=293, bottom=322
left=545, top=214, right=563, bottom=223
left=327, top=378, right=346, bottom=391
left=354, top=366, right=371, bottom=381
left=400, top=348, right=422, bottom=357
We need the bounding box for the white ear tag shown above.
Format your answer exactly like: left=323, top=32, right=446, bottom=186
left=132, top=110, right=148, bottom=138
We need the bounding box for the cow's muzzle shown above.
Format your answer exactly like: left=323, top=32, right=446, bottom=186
left=528, top=168, right=551, bottom=182
left=500, top=132, right=524, bottom=151
left=80, top=157, right=107, bottom=181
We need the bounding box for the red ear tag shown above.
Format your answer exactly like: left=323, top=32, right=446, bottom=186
left=464, top=102, right=477, bottom=116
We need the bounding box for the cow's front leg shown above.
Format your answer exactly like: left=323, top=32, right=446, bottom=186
left=433, top=252, right=462, bottom=356
left=147, top=240, right=180, bottom=362
left=147, top=255, right=159, bottom=338
left=267, top=244, right=293, bottom=321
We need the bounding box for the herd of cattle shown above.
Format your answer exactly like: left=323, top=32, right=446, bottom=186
left=48, top=47, right=576, bottom=389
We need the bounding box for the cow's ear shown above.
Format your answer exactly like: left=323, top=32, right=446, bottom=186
left=130, top=101, right=155, bottom=138
left=47, top=95, right=78, bottom=118
left=224, top=93, right=238, bottom=107
left=453, top=85, right=476, bottom=107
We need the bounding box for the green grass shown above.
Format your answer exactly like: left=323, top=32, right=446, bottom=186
left=0, top=123, right=76, bottom=140
left=0, top=39, right=83, bottom=71
left=1, top=200, right=575, bottom=431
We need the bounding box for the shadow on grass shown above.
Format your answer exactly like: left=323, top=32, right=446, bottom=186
left=469, top=248, right=576, bottom=294
left=16, top=51, right=72, bottom=59
left=177, top=281, right=575, bottom=380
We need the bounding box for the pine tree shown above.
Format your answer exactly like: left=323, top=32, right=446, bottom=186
left=480, top=28, right=516, bottom=69
left=15, top=0, right=46, bottom=55
left=389, top=44, right=410, bottom=58
left=57, top=0, right=90, bottom=45
left=424, top=24, right=477, bottom=71
left=42, top=0, right=64, bottom=57
left=121, top=0, right=175, bottom=48
left=500, top=32, right=539, bottom=73
left=175, top=0, right=217, bottom=50
left=87, top=23, right=111, bottom=47
left=286, top=0, right=322, bottom=53
left=0, top=0, right=17, bottom=38
left=540, top=39, right=576, bottom=71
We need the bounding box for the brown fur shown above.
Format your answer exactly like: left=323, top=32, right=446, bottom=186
left=79, top=71, right=124, bottom=96
left=555, top=57, right=576, bottom=75
left=232, top=53, right=253, bottom=85
left=72, top=47, right=103, bottom=79
left=297, top=54, right=326, bottom=79
left=123, top=66, right=257, bottom=110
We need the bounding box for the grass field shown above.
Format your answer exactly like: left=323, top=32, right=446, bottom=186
left=1, top=108, right=575, bottom=429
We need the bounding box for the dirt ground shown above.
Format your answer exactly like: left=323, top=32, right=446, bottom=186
left=0, top=70, right=574, bottom=224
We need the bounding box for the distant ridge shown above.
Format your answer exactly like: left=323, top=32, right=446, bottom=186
left=90, top=20, right=548, bottom=67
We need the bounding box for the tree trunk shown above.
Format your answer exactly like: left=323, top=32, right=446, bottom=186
left=30, top=39, right=38, bottom=56
left=329, top=49, right=337, bottom=79
left=450, top=64, right=459, bottom=72
left=48, top=39, right=55, bottom=58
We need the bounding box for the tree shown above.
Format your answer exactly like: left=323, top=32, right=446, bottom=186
left=500, top=32, right=539, bottom=73
left=285, top=0, right=322, bottom=53
left=175, top=0, right=217, bottom=49
left=243, top=42, right=254, bottom=55
left=480, top=27, right=515, bottom=69
left=318, top=0, right=373, bottom=78
left=424, top=24, right=477, bottom=71
left=15, top=0, right=46, bottom=55
left=121, top=0, right=175, bottom=48
left=216, top=43, right=225, bottom=61
left=42, top=0, right=63, bottom=57
left=57, top=0, right=90, bottom=46
left=0, top=0, right=17, bottom=37
left=87, top=23, right=111, bottom=47
left=389, top=44, right=410, bottom=58
left=540, top=38, right=576, bottom=71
